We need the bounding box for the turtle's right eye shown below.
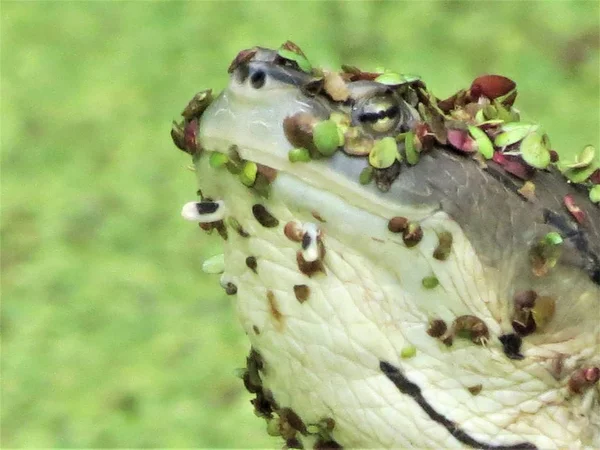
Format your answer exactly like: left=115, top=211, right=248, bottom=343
left=356, top=94, right=400, bottom=135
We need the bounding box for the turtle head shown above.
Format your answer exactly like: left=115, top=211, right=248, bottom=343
left=173, top=45, right=433, bottom=218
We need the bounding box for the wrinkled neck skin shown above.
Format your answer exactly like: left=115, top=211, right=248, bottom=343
left=192, top=60, right=600, bottom=448
left=194, top=154, right=599, bottom=448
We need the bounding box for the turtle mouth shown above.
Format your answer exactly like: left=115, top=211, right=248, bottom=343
left=196, top=139, right=438, bottom=227
left=175, top=83, right=437, bottom=224
left=185, top=150, right=422, bottom=274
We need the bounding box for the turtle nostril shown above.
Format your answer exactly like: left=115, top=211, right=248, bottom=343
left=250, top=69, right=266, bottom=89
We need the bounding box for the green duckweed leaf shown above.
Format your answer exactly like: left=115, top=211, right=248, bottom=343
left=563, top=162, right=599, bottom=183
left=422, top=276, right=439, bottom=289
left=475, top=108, right=485, bottom=124
left=483, top=104, right=497, bottom=120
left=277, top=48, right=312, bottom=73
left=369, top=137, right=398, bottom=169
left=313, top=119, right=341, bottom=156
left=520, top=131, right=551, bottom=169
left=590, top=185, right=600, bottom=203
left=468, top=125, right=494, bottom=159
left=494, top=122, right=538, bottom=147
left=404, top=131, right=419, bottom=165
left=375, top=72, right=420, bottom=85
left=564, top=145, right=596, bottom=169
left=400, top=346, right=417, bottom=358
left=240, top=161, right=257, bottom=186
left=493, top=99, right=514, bottom=122
left=359, top=166, right=374, bottom=185
left=544, top=232, right=563, bottom=246
left=209, top=152, right=229, bottom=168
left=288, top=148, right=311, bottom=163
left=375, top=72, right=404, bottom=85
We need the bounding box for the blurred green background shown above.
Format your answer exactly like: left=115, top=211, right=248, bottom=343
left=1, top=1, right=598, bottom=448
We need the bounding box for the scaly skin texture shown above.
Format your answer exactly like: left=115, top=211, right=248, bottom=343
left=172, top=44, right=600, bottom=448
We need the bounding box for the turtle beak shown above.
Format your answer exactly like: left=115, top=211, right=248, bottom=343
left=198, top=89, right=281, bottom=153
left=197, top=87, right=319, bottom=163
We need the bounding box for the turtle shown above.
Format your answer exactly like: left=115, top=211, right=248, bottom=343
left=170, top=42, right=600, bottom=449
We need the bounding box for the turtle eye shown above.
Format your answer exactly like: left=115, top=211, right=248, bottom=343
left=356, top=94, right=400, bottom=134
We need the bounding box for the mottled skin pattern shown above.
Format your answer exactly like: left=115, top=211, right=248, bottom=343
left=177, top=47, right=600, bottom=448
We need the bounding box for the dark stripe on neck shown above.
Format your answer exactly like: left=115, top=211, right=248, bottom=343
left=379, top=361, right=537, bottom=450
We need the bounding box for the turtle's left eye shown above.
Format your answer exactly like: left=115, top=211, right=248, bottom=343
left=356, top=94, right=400, bottom=134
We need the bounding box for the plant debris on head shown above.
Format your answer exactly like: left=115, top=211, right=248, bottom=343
left=172, top=41, right=599, bottom=201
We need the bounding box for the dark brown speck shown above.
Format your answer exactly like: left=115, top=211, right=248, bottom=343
left=402, top=222, right=423, bottom=248
left=452, top=315, right=489, bottom=345
left=284, top=221, right=304, bottom=242
left=181, top=90, right=213, bottom=120
left=280, top=408, right=307, bottom=435
left=467, top=384, right=483, bottom=396
left=388, top=216, right=408, bottom=233
left=252, top=204, right=279, bottom=228
left=499, top=333, right=524, bottom=360
left=267, top=290, right=284, bottom=330
left=314, top=440, right=343, bottom=450
left=228, top=217, right=250, bottom=238
left=283, top=112, right=318, bottom=151
left=514, top=290, right=537, bottom=309
left=373, top=162, right=401, bottom=192
left=312, top=211, right=326, bottom=223
left=568, top=367, right=600, bottom=394
left=285, top=437, right=303, bottom=450
left=511, top=290, right=537, bottom=336
left=224, top=282, right=238, bottom=295
left=427, top=319, right=447, bottom=338
left=198, top=220, right=228, bottom=241
left=293, top=285, right=310, bottom=303
left=256, top=164, right=277, bottom=183
left=296, top=247, right=325, bottom=277
left=246, top=256, right=258, bottom=273
left=433, top=231, right=453, bottom=261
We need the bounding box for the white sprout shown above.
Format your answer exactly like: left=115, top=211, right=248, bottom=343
left=181, top=200, right=226, bottom=223
left=202, top=253, right=225, bottom=274
left=301, top=222, right=321, bottom=262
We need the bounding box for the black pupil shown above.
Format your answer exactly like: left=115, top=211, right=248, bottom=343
left=358, top=104, right=399, bottom=123
left=250, top=70, right=266, bottom=89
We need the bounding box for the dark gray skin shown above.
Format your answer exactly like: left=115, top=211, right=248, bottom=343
left=375, top=148, right=600, bottom=283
